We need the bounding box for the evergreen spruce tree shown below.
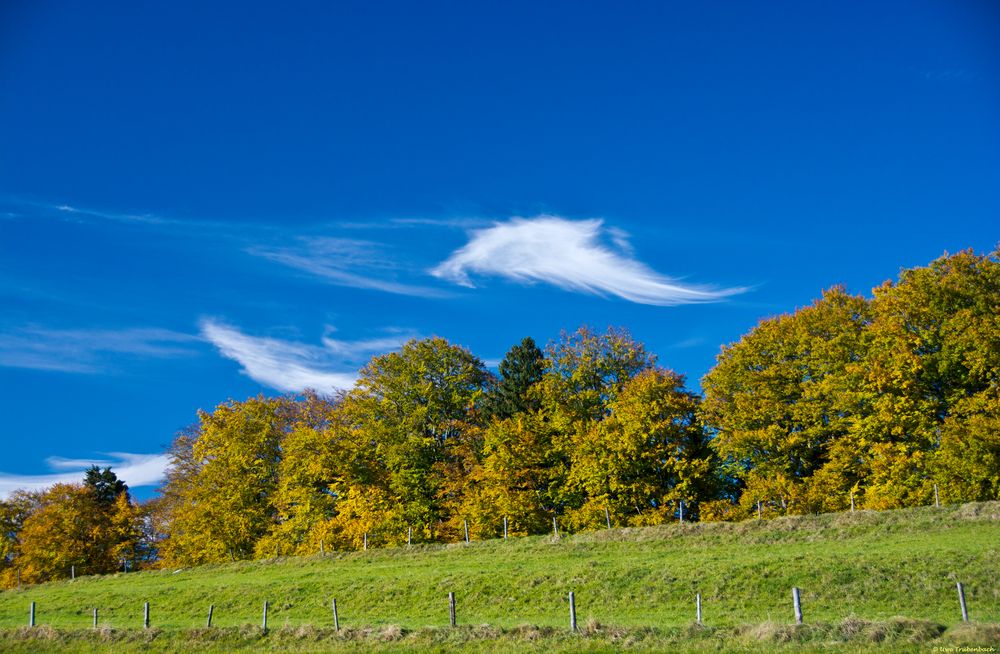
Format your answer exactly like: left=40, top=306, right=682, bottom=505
left=483, top=337, right=545, bottom=420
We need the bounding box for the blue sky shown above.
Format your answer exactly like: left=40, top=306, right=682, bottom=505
left=1, top=0, right=998, bottom=498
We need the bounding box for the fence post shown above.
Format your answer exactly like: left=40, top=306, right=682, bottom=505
left=320, top=540, right=325, bottom=556
left=332, top=598, right=340, bottom=631
left=757, top=501, right=762, bottom=519
left=850, top=492, right=855, bottom=513
left=363, top=533, right=368, bottom=551
left=71, top=565, right=75, bottom=581
left=934, top=484, right=940, bottom=508
left=144, top=601, right=150, bottom=629
left=957, top=582, right=969, bottom=622
left=696, top=593, right=702, bottom=625
left=29, top=601, right=35, bottom=627
left=553, top=516, right=559, bottom=538
left=679, top=500, right=685, bottom=524
left=605, top=506, right=611, bottom=529
left=449, top=592, right=456, bottom=627
left=408, top=526, right=412, bottom=546
left=503, top=516, right=508, bottom=540
left=569, top=591, right=577, bottom=632
left=207, top=604, right=214, bottom=628
left=792, top=587, right=802, bottom=624
left=262, top=600, right=269, bottom=633
left=464, top=520, right=470, bottom=544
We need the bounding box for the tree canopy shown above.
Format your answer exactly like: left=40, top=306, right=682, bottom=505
left=2, top=248, right=997, bottom=584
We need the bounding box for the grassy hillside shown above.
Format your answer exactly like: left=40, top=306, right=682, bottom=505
left=1, top=502, right=998, bottom=652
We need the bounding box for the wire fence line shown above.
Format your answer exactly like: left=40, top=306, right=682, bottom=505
left=11, top=581, right=981, bottom=632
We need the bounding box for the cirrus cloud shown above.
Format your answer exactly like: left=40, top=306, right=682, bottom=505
left=0, top=452, right=169, bottom=498
left=431, top=215, right=746, bottom=306
left=200, top=319, right=415, bottom=393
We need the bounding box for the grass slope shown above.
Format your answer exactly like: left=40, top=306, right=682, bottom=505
left=1, top=502, right=998, bottom=652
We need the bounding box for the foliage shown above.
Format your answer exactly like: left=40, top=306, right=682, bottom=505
left=157, top=396, right=289, bottom=565
left=481, top=337, right=545, bottom=421
left=566, top=368, right=715, bottom=528
left=0, top=466, right=147, bottom=589
left=335, top=337, right=491, bottom=543
left=701, top=286, right=872, bottom=516
left=701, top=249, right=1000, bottom=519
left=4, top=249, right=998, bottom=576
left=84, top=466, right=128, bottom=506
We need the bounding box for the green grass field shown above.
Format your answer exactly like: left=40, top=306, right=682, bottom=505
left=1, top=502, right=998, bottom=652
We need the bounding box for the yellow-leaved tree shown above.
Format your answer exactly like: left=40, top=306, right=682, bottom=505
left=157, top=396, right=288, bottom=565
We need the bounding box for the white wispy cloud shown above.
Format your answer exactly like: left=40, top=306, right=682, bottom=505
left=1, top=197, right=280, bottom=241
left=431, top=215, right=746, bottom=306
left=200, top=319, right=415, bottom=393
left=0, top=452, right=169, bottom=498
left=54, top=203, right=168, bottom=226
left=0, top=326, right=201, bottom=373
left=247, top=237, right=448, bottom=297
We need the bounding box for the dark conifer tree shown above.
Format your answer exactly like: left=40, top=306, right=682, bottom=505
left=84, top=466, right=128, bottom=505
left=483, top=337, right=546, bottom=420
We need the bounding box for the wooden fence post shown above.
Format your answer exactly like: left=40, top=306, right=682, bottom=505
left=569, top=591, right=577, bottom=632
left=850, top=492, right=855, bottom=513
left=503, top=516, right=508, bottom=540
left=464, top=520, right=470, bottom=543
left=934, top=484, right=940, bottom=508
left=757, top=501, right=762, bottom=519
left=553, top=516, right=559, bottom=538
left=93, top=607, right=98, bottom=629
left=207, top=604, right=214, bottom=627
left=449, top=592, right=456, bottom=627
left=71, top=565, right=75, bottom=580
left=144, top=601, right=150, bottom=629
left=957, top=582, right=969, bottom=622
left=332, top=598, right=340, bottom=631
left=679, top=500, right=685, bottom=524
left=408, top=526, right=412, bottom=546
left=262, top=600, right=269, bottom=632
left=792, top=587, right=802, bottom=624
left=320, top=540, right=325, bottom=556
left=696, top=593, right=702, bottom=625
left=29, top=601, right=35, bottom=627
left=605, top=506, right=611, bottom=529
left=363, top=533, right=368, bottom=551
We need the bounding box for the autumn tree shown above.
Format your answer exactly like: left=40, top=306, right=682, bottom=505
left=701, top=249, right=1000, bottom=518
left=157, top=396, right=289, bottom=565
left=460, top=413, right=562, bottom=537
left=256, top=393, right=346, bottom=557
left=701, top=287, right=873, bottom=517
left=331, top=338, right=491, bottom=545
left=467, top=325, right=712, bottom=532
left=856, top=249, right=1000, bottom=507
left=0, top=491, right=39, bottom=588
left=567, top=368, right=717, bottom=528
left=540, top=326, right=657, bottom=423
left=14, top=484, right=108, bottom=583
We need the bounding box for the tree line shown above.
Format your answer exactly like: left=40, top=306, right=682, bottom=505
left=1, top=248, right=997, bottom=584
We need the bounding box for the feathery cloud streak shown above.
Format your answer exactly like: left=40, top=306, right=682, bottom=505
left=200, top=319, right=414, bottom=393
left=0, top=326, right=200, bottom=373
left=0, top=452, right=169, bottom=498
left=432, top=216, right=746, bottom=305
left=247, top=237, right=448, bottom=297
